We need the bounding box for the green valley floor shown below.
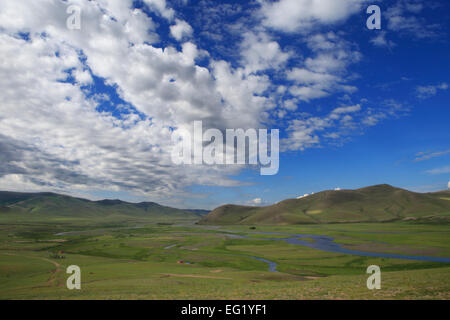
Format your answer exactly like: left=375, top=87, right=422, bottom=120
left=0, top=218, right=449, bottom=299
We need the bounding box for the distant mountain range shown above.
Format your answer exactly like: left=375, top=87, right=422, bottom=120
left=2, top=185, right=449, bottom=225
left=0, top=191, right=209, bottom=220
left=200, top=184, right=450, bottom=225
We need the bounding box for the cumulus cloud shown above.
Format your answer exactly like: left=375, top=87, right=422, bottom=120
left=170, top=19, right=193, bottom=41
left=260, top=0, right=368, bottom=33
left=240, top=31, right=291, bottom=75
left=143, top=0, right=175, bottom=21
left=0, top=0, right=271, bottom=205
left=0, top=0, right=412, bottom=207
left=286, top=32, right=361, bottom=101
left=0, top=32, right=241, bottom=199
left=251, top=198, right=262, bottom=205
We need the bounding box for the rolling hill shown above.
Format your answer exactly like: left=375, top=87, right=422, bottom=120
left=200, top=184, right=450, bottom=225
left=0, top=191, right=208, bottom=220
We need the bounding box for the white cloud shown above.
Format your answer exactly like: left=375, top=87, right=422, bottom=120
left=170, top=19, right=193, bottom=41
left=289, top=86, right=328, bottom=101
left=386, top=0, right=441, bottom=39
left=297, top=192, right=314, bottom=199
left=370, top=31, right=396, bottom=48
left=143, top=0, right=175, bottom=21
left=282, top=99, right=406, bottom=151
left=251, top=198, right=262, bottom=205
left=414, top=150, right=450, bottom=162
left=0, top=0, right=414, bottom=207
left=305, top=53, right=355, bottom=74
left=426, top=166, right=450, bottom=175
left=260, top=0, right=368, bottom=33
left=0, top=33, right=241, bottom=200
left=416, top=83, right=448, bottom=99
left=240, top=31, right=291, bottom=74
left=287, top=68, right=337, bottom=85
left=332, top=104, right=361, bottom=115
left=73, top=68, right=93, bottom=85
left=286, top=32, right=361, bottom=102
left=211, top=60, right=273, bottom=129
left=0, top=0, right=273, bottom=205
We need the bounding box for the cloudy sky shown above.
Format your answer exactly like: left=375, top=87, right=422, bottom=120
left=0, top=0, right=449, bottom=209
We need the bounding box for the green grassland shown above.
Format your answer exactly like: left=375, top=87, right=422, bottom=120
left=0, top=217, right=449, bottom=299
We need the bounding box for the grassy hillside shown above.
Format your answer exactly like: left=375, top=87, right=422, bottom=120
left=0, top=191, right=207, bottom=221
left=200, top=184, right=450, bottom=225
left=430, top=190, right=450, bottom=201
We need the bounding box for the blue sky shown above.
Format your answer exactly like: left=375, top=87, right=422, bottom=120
left=0, top=0, right=449, bottom=209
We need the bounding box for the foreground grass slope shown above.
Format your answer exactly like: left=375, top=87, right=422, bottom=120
left=200, top=184, right=450, bottom=225
left=0, top=220, right=449, bottom=299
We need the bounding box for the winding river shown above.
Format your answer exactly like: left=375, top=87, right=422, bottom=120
left=220, top=230, right=450, bottom=271
left=247, top=255, right=279, bottom=272
left=54, top=225, right=450, bottom=273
